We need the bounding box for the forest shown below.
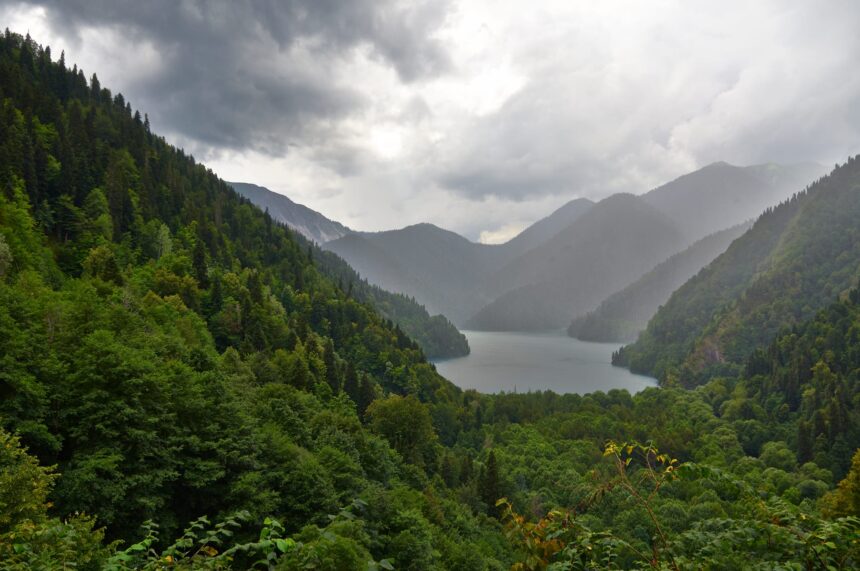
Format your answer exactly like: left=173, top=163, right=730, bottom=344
left=0, top=32, right=858, bottom=570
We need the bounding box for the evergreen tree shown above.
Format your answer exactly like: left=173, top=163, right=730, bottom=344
left=323, top=338, right=339, bottom=393
left=357, top=374, right=376, bottom=420
left=480, top=451, right=500, bottom=517
left=192, top=239, right=209, bottom=288
left=343, top=362, right=359, bottom=403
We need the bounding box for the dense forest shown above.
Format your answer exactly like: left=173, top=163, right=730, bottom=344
left=615, top=157, right=860, bottom=386
left=1, top=32, right=859, bottom=570
left=225, top=184, right=470, bottom=358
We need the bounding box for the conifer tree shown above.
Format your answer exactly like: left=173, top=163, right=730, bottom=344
left=480, top=451, right=500, bottom=517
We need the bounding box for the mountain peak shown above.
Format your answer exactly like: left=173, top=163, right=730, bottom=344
left=230, top=182, right=350, bottom=244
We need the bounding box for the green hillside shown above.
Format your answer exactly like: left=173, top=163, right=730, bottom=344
left=616, top=158, right=860, bottom=385
left=569, top=222, right=750, bottom=342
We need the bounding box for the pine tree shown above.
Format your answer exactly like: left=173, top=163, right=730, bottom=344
left=797, top=420, right=813, bottom=464
left=357, top=374, right=376, bottom=420
left=323, top=338, right=339, bottom=393
left=480, top=451, right=501, bottom=517
left=343, top=362, right=359, bottom=403
left=192, top=239, right=209, bottom=288
left=822, top=448, right=860, bottom=517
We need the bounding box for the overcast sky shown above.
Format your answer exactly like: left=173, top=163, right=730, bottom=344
left=3, top=1, right=859, bottom=242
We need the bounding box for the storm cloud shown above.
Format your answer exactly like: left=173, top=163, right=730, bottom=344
left=6, top=0, right=451, bottom=155
left=2, top=0, right=859, bottom=241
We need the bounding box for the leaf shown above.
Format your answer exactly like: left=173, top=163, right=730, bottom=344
left=275, top=538, right=296, bottom=553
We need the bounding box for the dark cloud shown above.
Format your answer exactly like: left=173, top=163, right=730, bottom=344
left=4, top=1, right=859, bottom=238
left=11, top=0, right=452, bottom=156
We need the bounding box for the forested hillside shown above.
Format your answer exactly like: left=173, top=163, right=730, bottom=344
left=1, top=32, right=859, bottom=570
left=326, top=223, right=509, bottom=324
left=568, top=222, right=750, bottom=342
left=230, top=182, right=350, bottom=244
left=616, top=158, right=860, bottom=385
left=228, top=184, right=468, bottom=358
left=0, top=31, right=483, bottom=567
left=312, top=247, right=469, bottom=359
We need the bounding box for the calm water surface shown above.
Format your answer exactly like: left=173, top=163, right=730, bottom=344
left=434, top=330, right=656, bottom=395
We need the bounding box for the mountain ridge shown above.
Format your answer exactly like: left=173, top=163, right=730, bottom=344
left=230, top=181, right=350, bottom=243
left=467, top=193, right=686, bottom=330
left=567, top=221, right=752, bottom=342
left=615, top=157, right=860, bottom=385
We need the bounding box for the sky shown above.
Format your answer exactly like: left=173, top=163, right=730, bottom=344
left=2, top=1, right=859, bottom=242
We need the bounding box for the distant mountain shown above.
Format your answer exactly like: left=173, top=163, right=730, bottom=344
left=467, top=194, right=685, bottom=330
left=311, top=245, right=470, bottom=359
left=231, top=182, right=350, bottom=243
left=568, top=222, right=751, bottom=342
left=324, top=198, right=595, bottom=326
left=326, top=223, right=507, bottom=324
left=231, top=182, right=468, bottom=357
left=642, top=161, right=824, bottom=241
left=615, top=157, right=859, bottom=386
left=501, top=198, right=594, bottom=258
left=326, top=162, right=821, bottom=333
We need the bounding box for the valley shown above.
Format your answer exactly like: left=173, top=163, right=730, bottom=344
left=2, top=9, right=859, bottom=571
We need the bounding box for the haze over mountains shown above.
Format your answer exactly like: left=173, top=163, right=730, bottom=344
left=6, top=19, right=860, bottom=567
left=616, top=157, right=860, bottom=386
left=468, top=193, right=684, bottom=330
left=230, top=182, right=351, bottom=243
left=317, top=161, right=823, bottom=332
left=639, top=161, right=824, bottom=241
left=567, top=222, right=752, bottom=342
left=228, top=183, right=468, bottom=358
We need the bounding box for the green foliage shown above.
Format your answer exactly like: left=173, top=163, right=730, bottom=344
left=0, top=428, right=54, bottom=533
left=0, top=427, right=111, bottom=570
left=367, top=395, right=437, bottom=467
left=822, top=449, right=860, bottom=518
left=1, top=30, right=858, bottom=571
left=618, top=158, right=860, bottom=386
left=500, top=442, right=860, bottom=570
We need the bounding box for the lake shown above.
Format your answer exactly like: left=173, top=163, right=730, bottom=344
left=433, top=330, right=656, bottom=395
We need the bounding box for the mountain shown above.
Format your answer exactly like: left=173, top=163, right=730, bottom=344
left=466, top=194, right=685, bottom=330
left=615, top=158, right=860, bottom=385
left=312, top=246, right=469, bottom=358
left=500, top=197, right=594, bottom=258
left=325, top=199, right=595, bottom=326
left=0, top=32, right=468, bottom=546
left=326, top=223, right=507, bottom=324
left=328, top=162, right=820, bottom=333
left=642, top=161, right=824, bottom=242
left=3, top=32, right=859, bottom=570
left=230, top=181, right=350, bottom=243
left=568, top=222, right=751, bottom=342
left=229, top=183, right=467, bottom=357
left=742, top=288, right=860, bottom=479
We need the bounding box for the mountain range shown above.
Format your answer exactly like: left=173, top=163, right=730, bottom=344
left=318, top=161, right=823, bottom=331
left=616, top=157, right=860, bottom=386
left=4, top=32, right=859, bottom=568
left=567, top=222, right=751, bottom=342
